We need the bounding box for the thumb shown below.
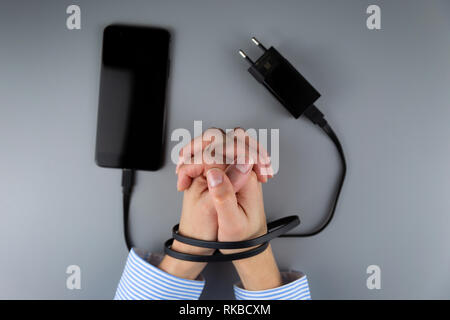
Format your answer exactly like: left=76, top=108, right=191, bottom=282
left=206, top=168, right=241, bottom=222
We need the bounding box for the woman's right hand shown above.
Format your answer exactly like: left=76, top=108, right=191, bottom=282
left=205, top=167, right=283, bottom=291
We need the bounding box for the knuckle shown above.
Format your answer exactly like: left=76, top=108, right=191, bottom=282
left=205, top=127, right=225, bottom=139
left=214, top=192, right=235, bottom=205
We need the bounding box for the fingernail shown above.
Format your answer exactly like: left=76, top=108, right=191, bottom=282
left=235, top=163, right=252, bottom=174
left=206, top=169, right=223, bottom=188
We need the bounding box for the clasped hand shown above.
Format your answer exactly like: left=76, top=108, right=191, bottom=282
left=158, top=128, right=282, bottom=291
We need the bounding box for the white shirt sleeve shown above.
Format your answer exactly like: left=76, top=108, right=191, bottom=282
left=234, top=271, right=311, bottom=300
left=114, top=248, right=311, bottom=300
left=114, top=248, right=205, bottom=300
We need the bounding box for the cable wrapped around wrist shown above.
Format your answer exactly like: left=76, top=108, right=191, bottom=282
left=164, top=215, right=300, bottom=262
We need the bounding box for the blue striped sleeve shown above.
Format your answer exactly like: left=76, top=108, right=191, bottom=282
left=234, top=271, right=311, bottom=300
left=114, top=248, right=205, bottom=300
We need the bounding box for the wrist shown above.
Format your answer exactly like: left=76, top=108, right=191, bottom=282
left=158, top=255, right=205, bottom=280
left=158, top=240, right=212, bottom=280
left=232, top=244, right=282, bottom=291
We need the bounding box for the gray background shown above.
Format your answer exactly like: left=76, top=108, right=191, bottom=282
left=0, top=0, right=449, bottom=299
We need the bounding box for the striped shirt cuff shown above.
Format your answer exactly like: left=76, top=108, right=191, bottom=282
left=114, top=248, right=205, bottom=300
left=234, top=271, right=311, bottom=300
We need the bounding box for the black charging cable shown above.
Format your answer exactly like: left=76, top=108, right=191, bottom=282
left=164, top=216, right=300, bottom=262
left=122, top=168, right=135, bottom=251
left=279, top=104, right=347, bottom=237
left=121, top=37, right=347, bottom=262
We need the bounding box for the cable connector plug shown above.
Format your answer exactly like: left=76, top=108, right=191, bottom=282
left=304, top=104, right=327, bottom=128
left=122, top=169, right=135, bottom=195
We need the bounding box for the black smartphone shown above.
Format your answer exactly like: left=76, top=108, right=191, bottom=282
left=95, top=24, right=170, bottom=171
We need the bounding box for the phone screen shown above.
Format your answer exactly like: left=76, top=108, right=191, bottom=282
left=95, top=24, right=170, bottom=171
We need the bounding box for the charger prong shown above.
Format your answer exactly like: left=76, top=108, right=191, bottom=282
left=239, top=49, right=254, bottom=65
left=251, top=37, right=267, bottom=52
